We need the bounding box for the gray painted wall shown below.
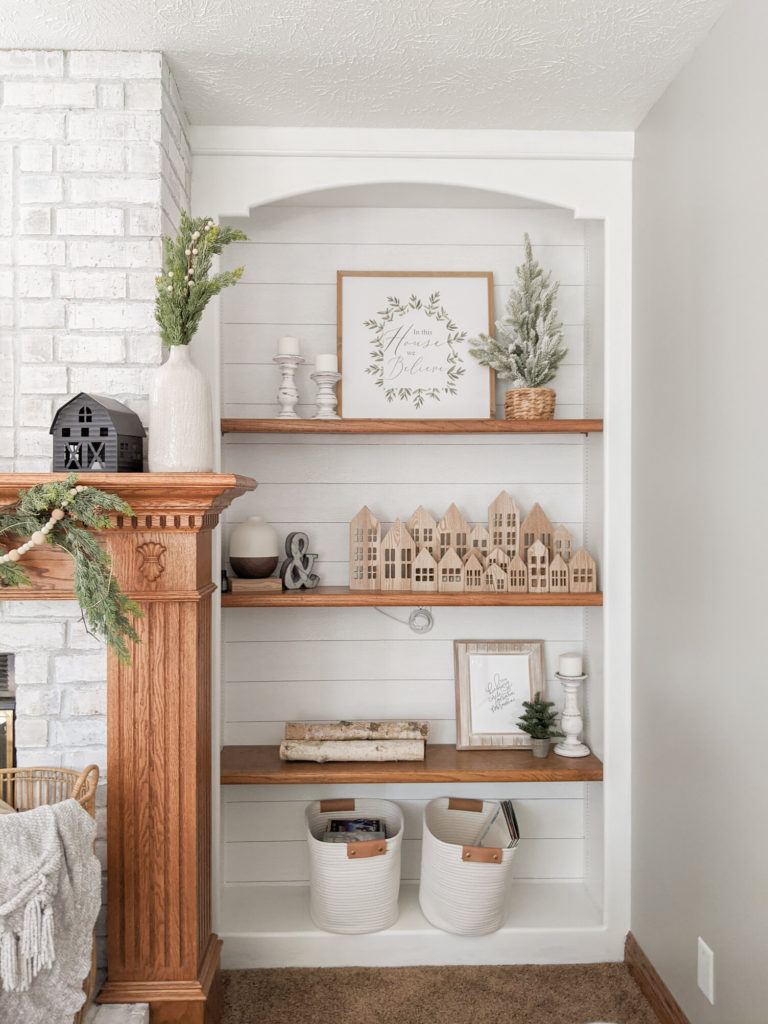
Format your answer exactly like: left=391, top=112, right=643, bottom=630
left=633, top=2, right=768, bottom=1022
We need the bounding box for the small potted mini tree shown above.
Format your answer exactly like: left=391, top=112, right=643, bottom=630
left=517, top=691, right=564, bottom=757
left=469, top=233, right=567, bottom=419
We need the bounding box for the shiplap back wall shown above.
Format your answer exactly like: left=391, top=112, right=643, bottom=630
left=219, top=201, right=595, bottom=891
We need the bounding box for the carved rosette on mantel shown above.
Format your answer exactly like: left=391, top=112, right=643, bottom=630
left=0, top=473, right=257, bottom=1024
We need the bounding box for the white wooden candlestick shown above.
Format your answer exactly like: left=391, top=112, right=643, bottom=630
left=554, top=672, right=590, bottom=757
left=310, top=370, right=341, bottom=419
left=274, top=355, right=305, bottom=419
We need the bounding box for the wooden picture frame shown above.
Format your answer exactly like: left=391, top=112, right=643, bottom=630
left=337, top=271, right=495, bottom=419
left=454, top=639, right=545, bottom=749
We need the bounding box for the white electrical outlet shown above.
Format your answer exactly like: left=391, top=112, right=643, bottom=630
left=697, top=937, right=715, bottom=1004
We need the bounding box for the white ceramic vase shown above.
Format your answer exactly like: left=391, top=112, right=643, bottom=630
left=229, top=516, right=280, bottom=578
left=148, top=345, right=213, bottom=473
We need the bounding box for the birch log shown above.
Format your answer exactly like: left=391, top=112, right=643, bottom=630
left=279, top=739, right=426, bottom=762
left=284, top=720, right=430, bottom=741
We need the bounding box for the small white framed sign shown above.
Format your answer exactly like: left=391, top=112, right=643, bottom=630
left=337, top=271, right=495, bottom=418
left=454, top=639, right=545, bottom=749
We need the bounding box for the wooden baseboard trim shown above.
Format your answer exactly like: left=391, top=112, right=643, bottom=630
left=625, top=932, right=691, bottom=1024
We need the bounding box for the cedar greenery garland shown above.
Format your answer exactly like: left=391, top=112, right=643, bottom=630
left=516, top=691, right=565, bottom=740
left=0, top=474, right=142, bottom=664
left=469, top=233, right=567, bottom=388
left=155, top=211, right=247, bottom=347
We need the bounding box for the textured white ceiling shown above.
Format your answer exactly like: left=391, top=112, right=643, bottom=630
left=2, top=0, right=731, bottom=128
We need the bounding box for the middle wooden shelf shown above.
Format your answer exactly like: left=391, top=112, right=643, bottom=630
left=222, top=586, right=603, bottom=608
left=221, top=744, right=604, bottom=784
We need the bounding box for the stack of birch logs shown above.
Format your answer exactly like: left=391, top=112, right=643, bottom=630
left=279, top=720, right=429, bottom=762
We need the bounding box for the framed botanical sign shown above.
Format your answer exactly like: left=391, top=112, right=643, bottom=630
left=454, top=639, right=545, bottom=749
left=337, top=271, right=494, bottom=418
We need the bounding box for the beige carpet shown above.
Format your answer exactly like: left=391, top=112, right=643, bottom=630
left=222, top=964, right=659, bottom=1024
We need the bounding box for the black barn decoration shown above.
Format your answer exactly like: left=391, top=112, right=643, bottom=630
left=50, top=393, right=146, bottom=473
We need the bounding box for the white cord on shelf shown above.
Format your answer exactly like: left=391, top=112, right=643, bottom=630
left=374, top=606, right=434, bottom=634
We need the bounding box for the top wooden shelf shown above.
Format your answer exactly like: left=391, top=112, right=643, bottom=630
left=221, top=418, right=603, bottom=435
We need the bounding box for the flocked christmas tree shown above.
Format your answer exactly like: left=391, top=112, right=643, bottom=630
left=516, top=691, right=565, bottom=740
left=469, top=233, right=567, bottom=388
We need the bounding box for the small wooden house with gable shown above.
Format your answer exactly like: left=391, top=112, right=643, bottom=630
left=486, top=547, right=510, bottom=573
left=407, top=506, right=438, bottom=556
left=437, top=548, right=464, bottom=592
left=438, top=503, right=470, bottom=559
left=527, top=538, right=550, bottom=592
left=521, top=502, right=554, bottom=560
left=463, top=551, right=485, bottom=592
left=570, top=548, right=597, bottom=593
left=412, top=548, right=438, bottom=591
left=508, top=553, right=528, bottom=593
left=349, top=506, right=380, bottom=591
left=488, top=490, right=520, bottom=557
left=484, top=561, right=508, bottom=593
left=549, top=553, right=570, bottom=593
left=380, top=519, right=415, bottom=592
left=553, top=524, right=573, bottom=563
left=466, top=524, right=489, bottom=565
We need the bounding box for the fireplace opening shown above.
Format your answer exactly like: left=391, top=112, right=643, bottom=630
left=0, top=653, right=15, bottom=770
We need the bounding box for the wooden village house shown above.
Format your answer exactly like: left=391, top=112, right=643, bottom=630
left=570, top=548, right=598, bottom=593
left=508, top=553, right=528, bottom=593
left=380, top=519, right=416, bottom=591
left=484, top=561, right=508, bottom=592
left=463, top=551, right=485, bottom=591
left=553, top=524, right=573, bottom=563
left=438, top=547, right=464, bottom=592
left=527, top=538, right=550, bottom=592
left=488, top=490, right=520, bottom=557
left=350, top=499, right=598, bottom=597
left=412, top=547, right=438, bottom=591
left=407, top=506, right=438, bottom=556
left=549, top=553, right=570, bottom=593
left=350, top=506, right=381, bottom=591
left=487, top=546, right=510, bottom=573
left=467, top=524, right=490, bottom=564
left=522, top=502, right=554, bottom=559
left=438, top=503, right=470, bottom=559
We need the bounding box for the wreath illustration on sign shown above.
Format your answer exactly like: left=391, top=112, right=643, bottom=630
left=363, top=292, right=466, bottom=409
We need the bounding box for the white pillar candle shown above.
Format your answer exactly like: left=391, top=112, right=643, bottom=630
left=278, top=336, right=301, bottom=356
left=559, top=652, right=583, bottom=676
left=315, top=353, right=338, bottom=373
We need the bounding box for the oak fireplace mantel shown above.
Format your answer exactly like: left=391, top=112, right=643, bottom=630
left=0, top=473, right=257, bottom=1024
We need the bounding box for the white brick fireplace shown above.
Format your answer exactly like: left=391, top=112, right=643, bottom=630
left=0, top=48, right=191, bottom=966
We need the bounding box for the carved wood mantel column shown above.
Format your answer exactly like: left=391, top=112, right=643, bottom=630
left=0, top=473, right=256, bottom=1024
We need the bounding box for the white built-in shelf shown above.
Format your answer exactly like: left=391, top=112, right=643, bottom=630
left=220, top=881, right=606, bottom=969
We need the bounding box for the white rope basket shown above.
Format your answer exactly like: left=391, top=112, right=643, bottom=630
left=419, top=797, right=517, bottom=936
left=306, top=798, right=403, bottom=934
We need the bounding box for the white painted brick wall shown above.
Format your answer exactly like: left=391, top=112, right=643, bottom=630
left=0, top=49, right=191, bottom=972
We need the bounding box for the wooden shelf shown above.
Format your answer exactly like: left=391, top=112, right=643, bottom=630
left=221, top=418, right=603, bottom=435
left=221, top=744, right=603, bottom=784
left=222, top=586, right=602, bottom=607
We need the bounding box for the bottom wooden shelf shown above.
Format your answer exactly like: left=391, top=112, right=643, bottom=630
left=220, top=744, right=603, bottom=784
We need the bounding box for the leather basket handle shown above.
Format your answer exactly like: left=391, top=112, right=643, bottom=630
left=346, top=839, right=387, bottom=859
left=448, top=798, right=483, bottom=813
left=461, top=845, right=503, bottom=864
left=320, top=798, right=355, bottom=812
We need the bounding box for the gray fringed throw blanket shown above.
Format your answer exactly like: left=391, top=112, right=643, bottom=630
left=0, top=798, right=100, bottom=1024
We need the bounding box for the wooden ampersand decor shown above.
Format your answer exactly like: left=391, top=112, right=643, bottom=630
left=279, top=531, right=319, bottom=589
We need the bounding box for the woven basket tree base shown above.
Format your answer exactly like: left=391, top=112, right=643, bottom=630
left=504, top=387, right=556, bottom=420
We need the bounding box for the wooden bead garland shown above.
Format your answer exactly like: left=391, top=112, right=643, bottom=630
left=0, top=484, right=86, bottom=564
